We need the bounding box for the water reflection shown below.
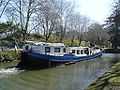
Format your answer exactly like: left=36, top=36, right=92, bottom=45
left=0, top=54, right=120, bottom=90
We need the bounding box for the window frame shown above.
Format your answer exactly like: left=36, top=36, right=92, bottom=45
left=54, top=47, right=61, bottom=53
left=45, top=47, right=51, bottom=53
left=63, top=48, right=66, bottom=53
left=77, top=50, right=80, bottom=54
left=81, top=50, right=84, bottom=54
left=72, top=50, right=75, bottom=54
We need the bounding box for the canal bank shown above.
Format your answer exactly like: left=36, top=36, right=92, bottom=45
left=86, top=54, right=120, bottom=90
left=0, top=50, right=20, bottom=63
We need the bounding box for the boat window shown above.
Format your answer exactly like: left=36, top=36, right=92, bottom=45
left=54, top=48, right=60, bottom=53
left=81, top=50, right=84, bottom=54
left=77, top=50, right=80, bottom=54
left=25, top=45, right=29, bottom=50
left=72, top=50, right=75, bottom=54
left=63, top=48, right=66, bottom=53
left=85, top=48, right=89, bottom=55
left=45, top=47, right=50, bottom=53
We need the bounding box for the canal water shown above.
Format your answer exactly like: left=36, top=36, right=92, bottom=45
left=0, top=54, right=120, bottom=90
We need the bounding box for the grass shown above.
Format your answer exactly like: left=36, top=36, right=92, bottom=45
left=0, top=50, right=21, bottom=62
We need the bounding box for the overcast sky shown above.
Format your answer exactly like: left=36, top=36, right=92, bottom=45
left=74, top=0, right=114, bottom=24
left=0, top=0, right=114, bottom=24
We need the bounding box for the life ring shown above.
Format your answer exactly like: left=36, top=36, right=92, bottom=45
left=24, top=44, right=32, bottom=52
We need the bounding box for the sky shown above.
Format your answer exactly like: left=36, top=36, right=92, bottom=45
left=74, top=0, right=114, bottom=24
left=0, top=0, right=114, bottom=24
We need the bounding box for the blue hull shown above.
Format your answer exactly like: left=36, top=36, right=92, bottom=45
left=29, top=52, right=102, bottom=62
left=18, top=51, right=102, bottom=69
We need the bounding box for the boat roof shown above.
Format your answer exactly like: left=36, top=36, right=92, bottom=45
left=69, top=47, right=89, bottom=50
left=25, top=41, right=65, bottom=47
left=46, top=43, right=65, bottom=47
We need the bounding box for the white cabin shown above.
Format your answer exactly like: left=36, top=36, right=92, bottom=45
left=24, top=41, right=66, bottom=56
left=67, top=47, right=91, bottom=56
left=23, top=41, right=101, bottom=56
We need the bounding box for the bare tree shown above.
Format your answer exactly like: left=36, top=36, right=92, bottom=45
left=1, top=0, right=92, bottom=46
left=33, top=0, right=60, bottom=42
left=5, top=0, right=39, bottom=41
left=86, top=23, right=110, bottom=47
left=52, top=0, right=74, bottom=42
left=65, top=13, right=89, bottom=46
left=0, top=0, right=11, bottom=19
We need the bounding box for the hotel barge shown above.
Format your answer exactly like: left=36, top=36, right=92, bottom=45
left=18, top=41, right=102, bottom=68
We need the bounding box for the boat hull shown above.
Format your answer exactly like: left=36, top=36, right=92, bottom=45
left=17, top=51, right=102, bottom=69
